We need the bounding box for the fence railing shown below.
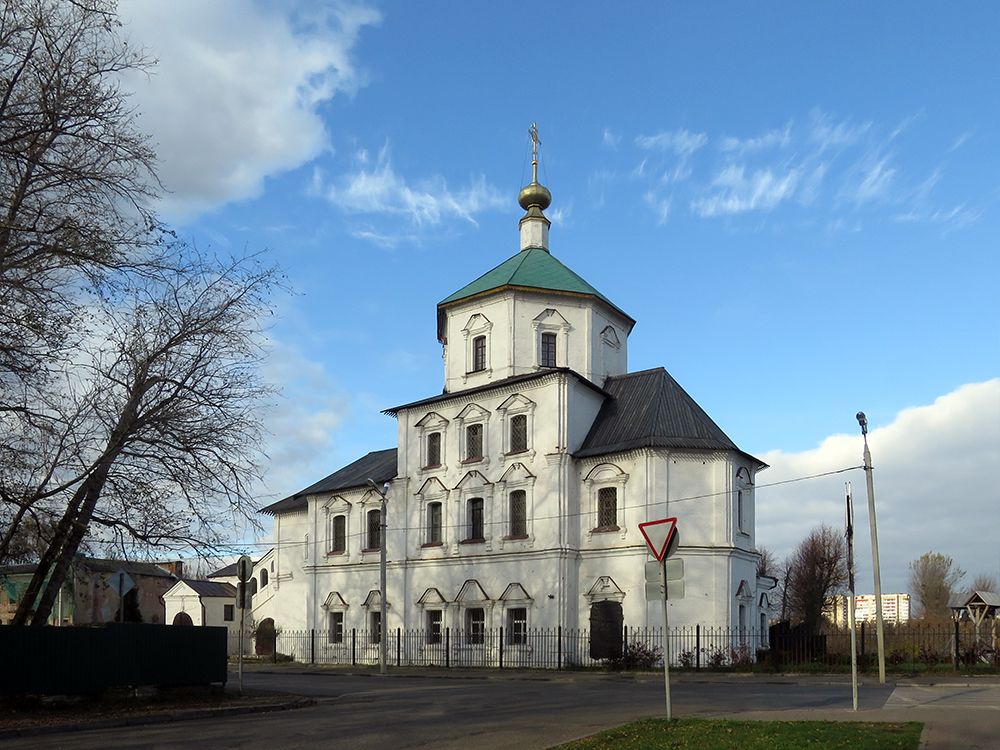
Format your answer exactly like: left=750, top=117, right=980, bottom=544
left=230, top=620, right=998, bottom=671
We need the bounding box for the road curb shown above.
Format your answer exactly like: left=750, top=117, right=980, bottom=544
left=0, top=697, right=315, bottom=740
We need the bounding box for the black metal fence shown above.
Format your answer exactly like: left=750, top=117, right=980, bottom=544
left=2, top=623, right=229, bottom=694
left=231, top=620, right=998, bottom=671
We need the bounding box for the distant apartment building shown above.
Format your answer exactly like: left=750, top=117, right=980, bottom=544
left=824, top=593, right=911, bottom=627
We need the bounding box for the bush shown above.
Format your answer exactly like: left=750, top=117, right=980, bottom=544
left=610, top=641, right=661, bottom=670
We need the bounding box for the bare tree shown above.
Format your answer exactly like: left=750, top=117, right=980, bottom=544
left=785, top=524, right=848, bottom=633
left=970, top=574, right=999, bottom=594
left=909, top=551, right=965, bottom=619
left=0, top=0, right=159, bottom=392
left=756, top=546, right=778, bottom=578
left=11, top=251, right=279, bottom=626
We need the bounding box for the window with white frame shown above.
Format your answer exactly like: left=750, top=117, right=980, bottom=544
left=224, top=604, right=234, bottom=622
left=585, top=463, right=628, bottom=537
left=329, top=611, right=344, bottom=644
left=532, top=308, right=571, bottom=370
left=330, top=514, right=346, bottom=554
left=596, top=487, right=618, bottom=531
left=366, top=509, right=381, bottom=551
left=506, top=607, right=527, bottom=645
left=466, top=497, right=484, bottom=541
left=497, top=393, right=535, bottom=458
left=462, top=313, right=492, bottom=377
left=465, top=608, right=485, bottom=644
left=508, top=490, right=527, bottom=538
left=426, top=610, right=442, bottom=644
left=425, top=501, right=442, bottom=545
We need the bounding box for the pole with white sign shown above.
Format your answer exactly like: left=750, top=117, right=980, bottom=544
left=639, top=517, right=679, bottom=721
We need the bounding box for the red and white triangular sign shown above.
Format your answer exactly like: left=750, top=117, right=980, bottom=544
left=639, top=517, right=678, bottom=562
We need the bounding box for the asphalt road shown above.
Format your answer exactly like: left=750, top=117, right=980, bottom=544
left=4, top=672, right=995, bottom=750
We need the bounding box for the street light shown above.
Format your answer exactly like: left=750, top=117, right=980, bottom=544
left=367, top=478, right=390, bottom=675
left=857, top=412, right=887, bottom=684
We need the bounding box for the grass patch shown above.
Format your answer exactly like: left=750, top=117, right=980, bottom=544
left=556, top=718, right=922, bottom=750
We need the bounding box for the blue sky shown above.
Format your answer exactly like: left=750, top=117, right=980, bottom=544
left=119, top=1, right=998, bottom=593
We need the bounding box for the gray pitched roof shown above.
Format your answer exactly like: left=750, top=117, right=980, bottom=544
left=208, top=561, right=239, bottom=578
left=180, top=579, right=237, bottom=598
left=576, top=367, right=765, bottom=467
left=259, top=448, right=398, bottom=515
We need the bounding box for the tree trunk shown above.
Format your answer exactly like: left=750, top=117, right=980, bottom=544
left=29, top=464, right=111, bottom=625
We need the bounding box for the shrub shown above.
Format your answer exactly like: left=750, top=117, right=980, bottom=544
left=610, top=641, right=662, bottom=670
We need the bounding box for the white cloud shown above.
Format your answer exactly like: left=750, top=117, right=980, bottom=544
left=719, top=123, right=793, bottom=154
left=635, top=129, right=708, bottom=157
left=256, top=337, right=349, bottom=504
left=809, top=110, right=872, bottom=152
left=602, top=128, right=621, bottom=149
left=691, top=164, right=802, bottom=217
left=120, top=0, right=381, bottom=221
left=315, top=145, right=506, bottom=229
left=849, top=155, right=896, bottom=203
left=756, top=380, right=1000, bottom=594
left=643, top=191, right=672, bottom=224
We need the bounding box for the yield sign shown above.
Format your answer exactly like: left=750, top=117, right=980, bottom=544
left=639, top=517, right=678, bottom=562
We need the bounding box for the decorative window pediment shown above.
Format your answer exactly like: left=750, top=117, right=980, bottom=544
left=498, top=462, right=535, bottom=484
left=585, top=576, right=626, bottom=603
left=455, top=579, right=491, bottom=604
left=584, top=462, right=627, bottom=483
left=323, top=494, right=351, bottom=512
left=532, top=308, right=571, bottom=330
left=456, top=402, right=489, bottom=422
left=322, top=592, right=349, bottom=611
left=416, top=411, right=449, bottom=429
left=462, top=313, right=493, bottom=336
left=736, top=579, right=753, bottom=602
left=417, top=587, right=448, bottom=607
left=499, top=582, right=532, bottom=603
left=601, top=325, right=621, bottom=348
left=759, top=592, right=771, bottom=609
left=416, top=476, right=448, bottom=497
left=455, top=469, right=491, bottom=491
left=363, top=590, right=390, bottom=609
left=496, top=393, right=535, bottom=413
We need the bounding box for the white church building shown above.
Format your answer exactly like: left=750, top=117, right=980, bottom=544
left=252, top=142, right=771, bottom=659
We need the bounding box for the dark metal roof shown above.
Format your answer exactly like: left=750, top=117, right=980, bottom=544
left=0, top=557, right=176, bottom=579
left=576, top=367, right=766, bottom=467
left=383, top=367, right=608, bottom=417
left=179, top=579, right=237, bottom=598
left=259, top=448, right=398, bottom=515
left=208, top=561, right=238, bottom=578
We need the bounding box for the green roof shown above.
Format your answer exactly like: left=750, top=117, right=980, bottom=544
left=438, top=248, right=634, bottom=325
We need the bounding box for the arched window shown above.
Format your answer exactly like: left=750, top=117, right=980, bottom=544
left=260, top=569, right=269, bottom=588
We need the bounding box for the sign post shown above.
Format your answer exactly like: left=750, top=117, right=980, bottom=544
left=639, top=517, right=678, bottom=721
left=236, top=555, right=253, bottom=696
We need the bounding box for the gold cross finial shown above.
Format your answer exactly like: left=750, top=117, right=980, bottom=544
left=529, top=122, right=541, bottom=182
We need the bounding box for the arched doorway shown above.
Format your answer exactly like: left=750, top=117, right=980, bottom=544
left=255, top=617, right=276, bottom=656
left=172, top=611, right=193, bottom=626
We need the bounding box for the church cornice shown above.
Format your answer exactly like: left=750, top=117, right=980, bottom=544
left=383, top=367, right=608, bottom=417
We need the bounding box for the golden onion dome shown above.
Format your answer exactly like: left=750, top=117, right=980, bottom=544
left=518, top=180, right=551, bottom=211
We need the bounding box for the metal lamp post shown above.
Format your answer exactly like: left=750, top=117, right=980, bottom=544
left=857, top=412, right=886, bottom=684
left=368, top=478, right=390, bottom=675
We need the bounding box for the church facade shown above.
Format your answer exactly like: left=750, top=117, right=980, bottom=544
left=253, top=145, right=770, bottom=657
